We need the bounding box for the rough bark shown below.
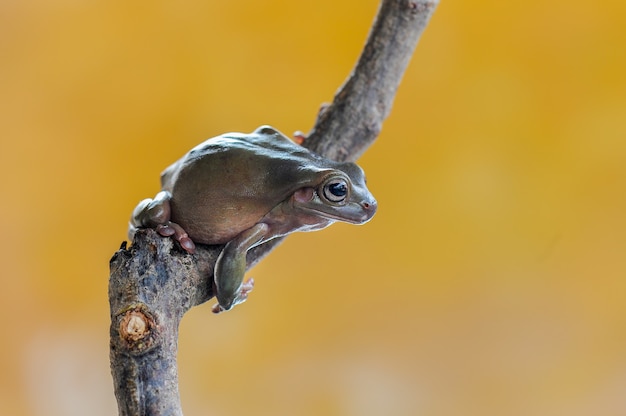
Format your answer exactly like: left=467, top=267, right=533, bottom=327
left=109, top=1, right=439, bottom=414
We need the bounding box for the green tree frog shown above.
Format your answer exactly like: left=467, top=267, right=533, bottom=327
left=129, top=126, right=377, bottom=313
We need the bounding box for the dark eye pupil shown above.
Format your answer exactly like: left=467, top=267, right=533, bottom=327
left=329, top=182, right=347, bottom=197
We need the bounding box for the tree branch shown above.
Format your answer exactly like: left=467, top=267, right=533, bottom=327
left=306, top=0, right=439, bottom=161
left=109, top=1, right=439, bottom=414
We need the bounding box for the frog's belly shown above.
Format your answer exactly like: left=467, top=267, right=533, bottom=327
left=170, top=203, right=265, bottom=245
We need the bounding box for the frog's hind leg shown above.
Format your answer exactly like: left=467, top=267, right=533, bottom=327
left=128, top=190, right=196, bottom=253
left=212, top=223, right=269, bottom=313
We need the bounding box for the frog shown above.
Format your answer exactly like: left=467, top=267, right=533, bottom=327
left=129, top=126, right=377, bottom=313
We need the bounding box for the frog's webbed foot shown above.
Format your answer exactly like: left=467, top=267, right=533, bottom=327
left=212, top=278, right=255, bottom=314
left=155, top=222, right=196, bottom=253
left=128, top=190, right=196, bottom=254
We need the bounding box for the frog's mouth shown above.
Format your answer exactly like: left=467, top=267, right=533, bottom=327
left=301, top=201, right=377, bottom=225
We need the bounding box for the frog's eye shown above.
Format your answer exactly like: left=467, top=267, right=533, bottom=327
left=323, top=179, right=348, bottom=203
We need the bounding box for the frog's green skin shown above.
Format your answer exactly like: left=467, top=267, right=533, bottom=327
left=129, top=126, right=377, bottom=313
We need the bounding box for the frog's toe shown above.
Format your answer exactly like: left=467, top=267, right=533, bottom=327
left=211, top=303, right=225, bottom=314
left=240, top=277, right=255, bottom=296
left=212, top=278, right=255, bottom=314
left=157, top=221, right=196, bottom=254
left=179, top=237, right=195, bottom=253
left=156, top=223, right=176, bottom=237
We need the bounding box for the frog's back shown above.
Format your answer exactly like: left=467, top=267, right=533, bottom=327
left=160, top=126, right=332, bottom=244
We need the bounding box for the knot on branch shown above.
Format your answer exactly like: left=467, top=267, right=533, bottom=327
left=115, top=304, right=158, bottom=355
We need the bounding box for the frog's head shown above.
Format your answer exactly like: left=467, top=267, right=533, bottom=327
left=292, top=163, right=377, bottom=225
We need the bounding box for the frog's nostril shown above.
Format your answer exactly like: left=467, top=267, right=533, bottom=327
left=362, top=200, right=377, bottom=211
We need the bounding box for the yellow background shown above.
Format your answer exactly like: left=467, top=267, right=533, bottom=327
left=1, top=0, right=625, bottom=415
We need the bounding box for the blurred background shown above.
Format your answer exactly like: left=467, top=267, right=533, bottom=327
left=1, top=0, right=625, bottom=415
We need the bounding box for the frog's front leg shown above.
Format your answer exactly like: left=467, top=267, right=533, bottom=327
left=128, top=190, right=196, bottom=253
left=212, top=223, right=269, bottom=314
